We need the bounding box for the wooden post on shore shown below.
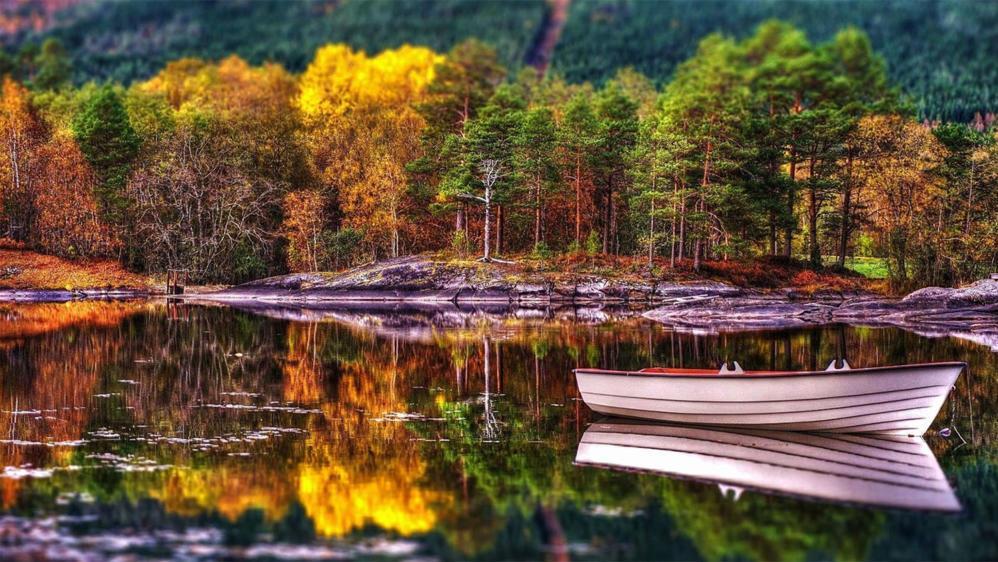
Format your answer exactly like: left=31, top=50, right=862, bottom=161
left=166, top=269, right=188, bottom=295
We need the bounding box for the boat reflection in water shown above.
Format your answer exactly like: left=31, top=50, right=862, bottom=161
left=575, top=420, right=961, bottom=512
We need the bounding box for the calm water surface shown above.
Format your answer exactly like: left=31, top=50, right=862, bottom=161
left=0, top=301, right=994, bottom=561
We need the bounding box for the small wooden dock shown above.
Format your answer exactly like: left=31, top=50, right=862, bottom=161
left=166, top=269, right=188, bottom=295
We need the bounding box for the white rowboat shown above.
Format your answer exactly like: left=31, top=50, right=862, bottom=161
left=574, top=361, right=965, bottom=435
left=575, top=420, right=961, bottom=512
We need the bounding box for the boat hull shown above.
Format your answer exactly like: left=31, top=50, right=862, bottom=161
left=575, top=420, right=960, bottom=512
left=574, top=362, right=964, bottom=435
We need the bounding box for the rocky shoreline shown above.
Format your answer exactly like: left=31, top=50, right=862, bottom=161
left=3, top=256, right=995, bottom=349
left=0, top=288, right=153, bottom=302
left=200, top=256, right=745, bottom=305
left=195, top=257, right=998, bottom=348
left=644, top=278, right=998, bottom=349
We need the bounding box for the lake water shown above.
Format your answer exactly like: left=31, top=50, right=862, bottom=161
left=0, top=301, right=994, bottom=561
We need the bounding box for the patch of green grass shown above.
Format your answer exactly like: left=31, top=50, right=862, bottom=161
left=840, top=257, right=888, bottom=279
left=817, top=255, right=888, bottom=278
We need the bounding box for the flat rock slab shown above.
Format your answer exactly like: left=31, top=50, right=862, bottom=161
left=201, top=257, right=745, bottom=305
left=644, top=279, right=998, bottom=349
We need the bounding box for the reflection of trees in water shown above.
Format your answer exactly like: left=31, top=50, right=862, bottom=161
left=409, top=320, right=996, bottom=560
left=0, top=302, right=995, bottom=560
left=124, top=303, right=286, bottom=426
left=869, top=455, right=997, bottom=561
left=136, top=310, right=997, bottom=558
left=0, top=301, right=147, bottom=508
left=658, top=479, right=882, bottom=562
left=280, top=321, right=456, bottom=538
left=150, top=462, right=298, bottom=522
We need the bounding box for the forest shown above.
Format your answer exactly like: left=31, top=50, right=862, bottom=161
left=0, top=20, right=995, bottom=289
left=553, top=0, right=998, bottom=122
left=4, top=0, right=996, bottom=122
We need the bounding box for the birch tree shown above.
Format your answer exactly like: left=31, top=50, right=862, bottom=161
left=440, top=86, right=523, bottom=261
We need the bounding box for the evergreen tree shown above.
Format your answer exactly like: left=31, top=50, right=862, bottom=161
left=742, top=20, right=810, bottom=256
left=629, top=112, right=672, bottom=266
left=440, top=85, right=525, bottom=260
left=72, top=84, right=141, bottom=227
left=515, top=107, right=559, bottom=249
left=822, top=27, right=901, bottom=267
left=33, top=39, right=71, bottom=90
left=592, top=83, right=638, bottom=255
left=557, top=92, right=598, bottom=246
left=411, top=39, right=506, bottom=235
left=658, top=34, right=750, bottom=269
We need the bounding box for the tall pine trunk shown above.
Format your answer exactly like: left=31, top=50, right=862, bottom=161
left=533, top=179, right=542, bottom=248
left=769, top=215, right=777, bottom=256
left=837, top=155, right=853, bottom=268
left=574, top=155, right=582, bottom=246
left=670, top=177, right=678, bottom=268
left=807, top=157, right=820, bottom=267
left=695, top=140, right=712, bottom=272
left=785, top=151, right=797, bottom=258
left=648, top=198, right=655, bottom=267
left=678, top=181, right=686, bottom=262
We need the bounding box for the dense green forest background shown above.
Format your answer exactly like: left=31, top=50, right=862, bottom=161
left=2, top=0, right=996, bottom=122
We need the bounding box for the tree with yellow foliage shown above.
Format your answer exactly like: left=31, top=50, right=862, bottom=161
left=282, top=190, right=326, bottom=272
left=139, top=55, right=311, bottom=189
left=34, top=134, right=118, bottom=257
left=298, top=44, right=441, bottom=260
left=0, top=77, right=45, bottom=241
left=853, top=114, right=944, bottom=288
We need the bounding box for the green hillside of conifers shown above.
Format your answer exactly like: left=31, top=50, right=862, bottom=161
left=4, top=0, right=996, bottom=121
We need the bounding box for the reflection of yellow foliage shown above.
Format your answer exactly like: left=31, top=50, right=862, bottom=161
left=151, top=466, right=295, bottom=522
left=298, top=438, right=449, bottom=537
left=280, top=325, right=455, bottom=538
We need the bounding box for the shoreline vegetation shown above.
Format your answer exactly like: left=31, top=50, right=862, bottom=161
left=0, top=255, right=998, bottom=349
left=3, top=252, right=996, bottom=346
left=0, top=20, right=994, bottom=296
left=1, top=248, right=870, bottom=298
left=1, top=246, right=995, bottom=360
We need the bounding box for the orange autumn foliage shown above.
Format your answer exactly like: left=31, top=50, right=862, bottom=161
left=0, top=248, right=152, bottom=290
left=297, top=44, right=442, bottom=259
left=0, top=77, right=45, bottom=240
left=282, top=190, right=326, bottom=273
left=34, top=135, right=119, bottom=257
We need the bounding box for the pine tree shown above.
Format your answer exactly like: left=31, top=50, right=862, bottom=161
left=72, top=84, right=141, bottom=227
left=33, top=39, right=71, bottom=90
left=440, top=85, right=525, bottom=261
left=514, top=107, right=559, bottom=249
left=659, top=34, right=750, bottom=269
left=410, top=40, right=506, bottom=237
left=557, top=92, right=598, bottom=246
left=592, top=83, right=638, bottom=255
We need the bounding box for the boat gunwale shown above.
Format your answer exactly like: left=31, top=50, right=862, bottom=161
left=573, top=361, right=967, bottom=379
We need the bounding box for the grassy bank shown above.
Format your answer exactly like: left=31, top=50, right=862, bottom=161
left=0, top=248, right=154, bottom=291
left=0, top=247, right=876, bottom=296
